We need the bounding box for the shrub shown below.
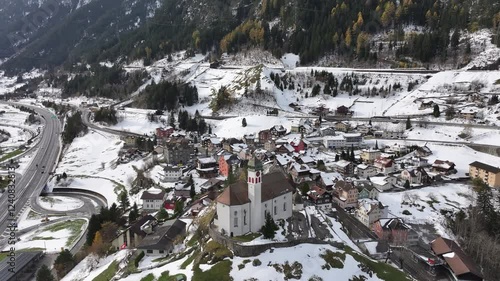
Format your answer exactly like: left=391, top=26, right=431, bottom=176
left=252, top=259, right=262, bottom=266
left=135, top=251, right=145, bottom=268
left=402, top=210, right=412, bottom=216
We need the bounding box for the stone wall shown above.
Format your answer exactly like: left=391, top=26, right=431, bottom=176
left=209, top=224, right=344, bottom=257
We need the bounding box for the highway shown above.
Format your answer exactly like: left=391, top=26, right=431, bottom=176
left=0, top=102, right=62, bottom=247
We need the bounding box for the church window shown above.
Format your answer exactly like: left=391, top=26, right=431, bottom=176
left=283, top=202, right=286, bottom=211
left=274, top=205, right=277, bottom=215
left=234, top=211, right=238, bottom=227
left=243, top=210, right=247, bottom=225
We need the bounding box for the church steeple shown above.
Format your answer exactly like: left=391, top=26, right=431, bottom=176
left=248, top=156, right=263, bottom=172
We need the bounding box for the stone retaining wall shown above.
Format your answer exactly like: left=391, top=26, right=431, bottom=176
left=209, top=224, right=344, bottom=257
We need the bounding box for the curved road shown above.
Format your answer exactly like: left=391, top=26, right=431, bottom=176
left=82, top=109, right=143, bottom=137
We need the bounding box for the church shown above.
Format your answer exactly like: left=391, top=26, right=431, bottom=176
left=215, top=157, right=294, bottom=237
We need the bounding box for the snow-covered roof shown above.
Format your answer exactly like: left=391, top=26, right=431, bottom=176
left=300, top=155, right=315, bottom=164
left=198, top=157, right=216, bottom=164
left=324, top=135, right=345, bottom=141
left=320, top=172, right=342, bottom=186
left=276, top=154, right=293, bottom=166
left=334, top=160, right=352, bottom=168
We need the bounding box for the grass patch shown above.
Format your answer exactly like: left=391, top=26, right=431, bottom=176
left=0, top=177, right=10, bottom=190
left=345, top=247, right=411, bottom=281
left=193, top=260, right=232, bottom=281
left=232, top=232, right=261, bottom=242
left=180, top=249, right=199, bottom=269
left=320, top=250, right=346, bottom=269
left=43, top=219, right=86, bottom=247
left=200, top=241, right=233, bottom=264
left=18, top=247, right=46, bottom=252
left=92, top=260, right=119, bottom=281
left=0, top=252, right=7, bottom=262
left=495, top=79, right=500, bottom=85
left=187, top=233, right=199, bottom=247
left=158, top=271, right=187, bottom=281
left=32, top=236, right=55, bottom=240
left=0, top=149, right=23, bottom=162
left=140, top=273, right=155, bottom=281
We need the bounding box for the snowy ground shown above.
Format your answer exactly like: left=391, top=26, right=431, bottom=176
left=16, top=208, right=69, bottom=231
left=55, top=130, right=148, bottom=205
left=231, top=243, right=385, bottom=281
left=62, top=250, right=132, bottom=281
left=379, top=183, right=473, bottom=238
left=107, top=108, right=167, bottom=135
left=38, top=196, right=84, bottom=211
left=210, top=115, right=294, bottom=138
left=5, top=218, right=87, bottom=253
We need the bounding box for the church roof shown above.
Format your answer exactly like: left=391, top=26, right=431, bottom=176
left=216, top=172, right=293, bottom=206
left=216, top=181, right=250, bottom=206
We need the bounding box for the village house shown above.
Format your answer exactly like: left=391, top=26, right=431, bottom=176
left=141, top=188, right=167, bottom=213
left=264, top=140, right=276, bottom=152
left=122, top=135, right=136, bottom=147
left=360, top=149, right=381, bottom=163
left=469, top=161, right=500, bottom=188
left=372, top=218, right=419, bottom=246
left=174, top=182, right=191, bottom=198
left=298, top=155, right=315, bottom=166
left=200, top=178, right=223, bottom=193
left=275, top=154, right=294, bottom=167
left=335, top=105, right=350, bottom=116
left=356, top=199, right=387, bottom=228
left=406, top=156, right=429, bottom=168
left=355, top=124, right=372, bottom=135
left=197, top=157, right=218, bottom=178
left=382, top=131, right=404, bottom=139
left=164, top=166, right=182, bottom=182
left=334, top=121, right=351, bottom=132
left=163, top=139, right=194, bottom=166
left=137, top=219, right=187, bottom=256
left=344, top=133, right=363, bottom=147
left=374, top=157, right=394, bottom=174
left=320, top=172, right=342, bottom=190
left=243, top=133, right=256, bottom=146
left=208, top=138, right=223, bottom=151
left=111, top=215, right=158, bottom=250
left=290, top=138, right=307, bottom=152
left=388, top=144, right=408, bottom=155
left=289, top=163, right=311, bottom=183
left=270, top=125, right=287, bottom=137
left=334, top=180, right=359, bottom=208
left=401, top=167, right=430, bottom=186
left=419, top=100, right=434, bottom=110
left=276, top=143, right=295, bottom=154
left=431, top=237, right=483, bottom=281
left=218, top=154, right=241, bottom=177
left=354, top=180, right=379, bottom=200
left=323, top=135, right=346, bottom=149
left=459, top=108, right=478, bottom=120
left=333, top=160, right=354, bottom=177
left=214, top=158, right=293, bottom=237
left=370, top=176, right=397, bottom=191
left=432, top=160, right=456, bottom=175
left=156, top=127, right=174, bottom=139
left=355, top=164, right=379, bottom=179
left=320, top=126, right=336, bottom=136
left=415, top=145, right=432, bottom=157
left=258, top=129, right=272, bottom=144
left=307, top=185, right=333, bottom=210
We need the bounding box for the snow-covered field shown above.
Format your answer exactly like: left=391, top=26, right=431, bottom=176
left=379, top=183, right=473, bottom=238
left=4, top=219, right=87, bottom=253
left=16, top=208, right=69, bottom=231
left=38, top=196, right=84, bottom=211
left=210, top=115, right=294, bottom=138
left=55, top=130, right=149, bottom=205
left=107, top=108, right=166, bottom=135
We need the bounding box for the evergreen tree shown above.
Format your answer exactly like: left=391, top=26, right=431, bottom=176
left=174, top=200, right=184, bottom=215
left=86, top=214, right=102, bottom=246
left=208, top=125, right=212, bottom=134
left=261, top=212, right=279, bottom=239
left=341, top=150, right=347, bottom=160
left=119, top=191, right=130, bottom=211
left=242, top=118, right=247, bottom=127
left=369, top=119, right=372, bottom=126
left=36, top=265, right=55, bottom=281
left=375, top=140, right=379, bottom=150
left=350, top=145, right=355, bottom=161
left=433, top=104, right=441, bottom=117
left=129, top=203, right=139, bottom=223
left=158, top=208, right=169, bottom=220
left=406, top=117, right=412, bottom=129
left=335, top=154, right=340, bottom=162
left=404, top=180, right=410, bottom=189
left=54, top=250, right=76, bottom=279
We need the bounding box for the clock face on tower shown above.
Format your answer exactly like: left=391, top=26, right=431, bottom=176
left=256, top=171, right=260, bottom=177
